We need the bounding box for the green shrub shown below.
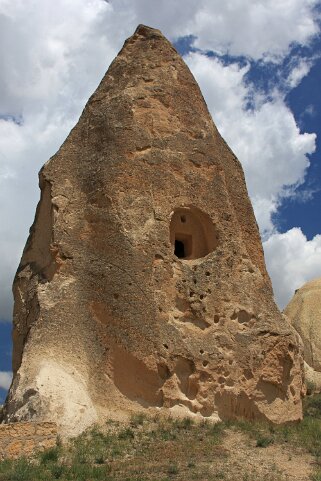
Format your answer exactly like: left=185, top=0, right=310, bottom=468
left=2, top=458, right=45, bottom=481
left=311, top=470, right=321, bottom=481
left=306, top=380, right=317, bottom=396
left=256, top=436, right=273, bottom=448
left=94, top=455, right=105, bottom=465
left=39, top=446, right=60, bottom=464
left=173, top=417, right=194, bottom=430
left=304, top=393, right=321, bottom=418
left=118, top=427, right=135, bottom=440
left=167, top=462, right=179, bottom=476
left=130, top=413, right=146, bottom=427
left=158, top=428, right=177, bottom=441
left=50, top=464, right=65, bottom=479
left=67, top=463, right=110, bottom=481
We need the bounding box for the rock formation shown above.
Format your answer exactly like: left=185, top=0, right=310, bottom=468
left=284, top=278, right=321, bottom=392
left=3, top=25, right=304, bottom=436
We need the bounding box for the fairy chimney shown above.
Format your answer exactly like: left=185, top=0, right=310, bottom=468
left=3, top=25, right=304, bottom=436
left=284, top=278, right=321, bottom=392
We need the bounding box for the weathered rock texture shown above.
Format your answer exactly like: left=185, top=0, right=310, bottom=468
left=284, top=278, right=321, bottom=392
left=3, top=25, right=304, bottom=435
left=0, top=422, right=57, bottom=460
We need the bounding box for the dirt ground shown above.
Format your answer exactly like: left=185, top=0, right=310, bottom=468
left=221, top=428, right=314, bottom=481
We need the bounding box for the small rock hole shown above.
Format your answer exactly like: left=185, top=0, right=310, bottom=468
left=200, top=349, right=204, bottom=354
left=214, top=315, right=220, bottom=323
left=205, top=271, right=210, bottom=277
left=237, top=310, right=252, bottom=324
left=202, top=360, right=209, bottom=367
left=163, top=343, right=169, bottom=349
left=180, top=215, right=186, bottom=223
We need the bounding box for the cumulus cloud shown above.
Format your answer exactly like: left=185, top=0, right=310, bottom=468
left=113, top=0, right=319, bottom=60
left=186, top=0, right=319, bottom=60
left=263, top=229, right=321, bottom=309
left=0, top=0, right=119, bottom=320
left=287, top=58, right=314, bottom=89
left=0, top=371, right=12, bottom=390
left=185, top=51, right=321, bottom=308
left=185, top=52, right=316, bottom=236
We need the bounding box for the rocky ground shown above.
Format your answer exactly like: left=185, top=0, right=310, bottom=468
left=1, top=393, right=321, bottom=481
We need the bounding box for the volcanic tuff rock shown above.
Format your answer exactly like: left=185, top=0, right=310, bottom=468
left=3, top=25, right=304, bottom=436
left=284, top=278, right=321, bottom=392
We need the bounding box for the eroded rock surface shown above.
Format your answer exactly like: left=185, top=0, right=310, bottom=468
left=3, top=25, right=304, bottom=435
left=284, top=278, right=321, bottom=392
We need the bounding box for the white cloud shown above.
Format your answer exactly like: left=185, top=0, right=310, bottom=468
left=112, top=0, right=319, bottom=60
left=185, top=52, right=321, bottom=306
left=263, top=229, right=321, bottom=309
left=287, top=58, right=313, bottom=88
left=0, top=371, right=12, bottom=391
left=185, top=52, right=316, bottom=236
left=190, top=0, right=319, bottom=60
left=0, top=0, right=120, bottom=320
left=303, top=104, right=316, bottom=117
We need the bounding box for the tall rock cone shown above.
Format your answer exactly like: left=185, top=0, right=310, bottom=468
left=3, top=25, right=304, bottom=436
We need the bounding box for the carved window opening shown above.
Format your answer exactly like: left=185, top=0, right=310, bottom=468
left=174, top=240, right=185, bottom=258
left=170, top=206, right=218, bottom=260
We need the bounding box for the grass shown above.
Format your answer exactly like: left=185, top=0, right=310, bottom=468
left=0, top=415, right=227, bottom=481
left=232, top=394, right=321, bottom=459
left=256, top=435, right=274, bottom=448
left=2, top=395, right=321, bottom=480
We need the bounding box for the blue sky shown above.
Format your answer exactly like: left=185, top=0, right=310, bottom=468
left=1, top=0, right=321, bottom=403
left=279, top=55, right=321, bottom=239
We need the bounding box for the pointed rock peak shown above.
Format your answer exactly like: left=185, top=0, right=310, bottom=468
left=3, top=24, right=304, bottom=436
left=134, top=24, right=163, bottom=38
left=121, top=24, right=170, bottom=53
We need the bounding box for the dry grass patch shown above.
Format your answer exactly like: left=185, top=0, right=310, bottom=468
left=1, top=395, right=321, bottom=481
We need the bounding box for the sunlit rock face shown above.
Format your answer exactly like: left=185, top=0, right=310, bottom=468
left=285, top=278, right=321, bottom=393
left=3, top=25, right=304, bottom=435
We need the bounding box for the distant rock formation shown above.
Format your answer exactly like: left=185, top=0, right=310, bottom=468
left=284, top=278, right=321, bottom=392
left=3, top=25, right=304, bottom=436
